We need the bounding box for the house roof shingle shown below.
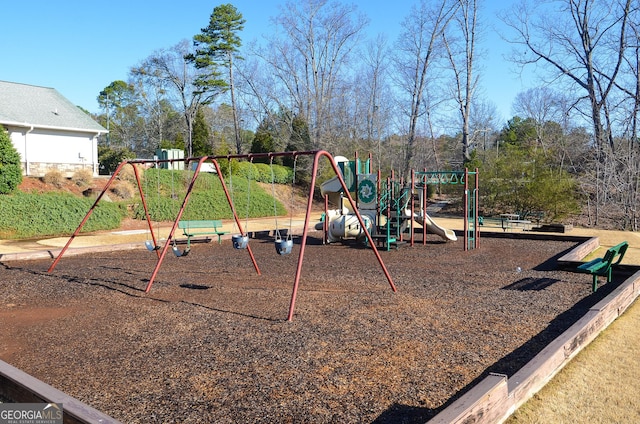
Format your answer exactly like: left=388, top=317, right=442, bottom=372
left=0, top=80, right=106, bottom=133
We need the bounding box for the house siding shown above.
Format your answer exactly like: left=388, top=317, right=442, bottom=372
left=8, top=126, right=99, bottom=177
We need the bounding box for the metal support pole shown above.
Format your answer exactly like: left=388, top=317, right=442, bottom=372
left=464, top=168, right=469, bottom=251
left=422, top=171, right=427, bottom=246
left=473, top=168, right=480, bottom=249
left=410, top=170, right=415, bottom=247
left=323, top=194, right=329, bottom=244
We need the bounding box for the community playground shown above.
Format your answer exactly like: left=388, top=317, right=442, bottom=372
left=1, top=150, right=639, bottom=423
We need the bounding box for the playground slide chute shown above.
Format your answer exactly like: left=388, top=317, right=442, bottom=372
left=320, top=175, right=345, bottom=197
left=414, top=212, right=457, bottom=241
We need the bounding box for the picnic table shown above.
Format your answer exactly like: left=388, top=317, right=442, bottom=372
left=499, top=214, right=531, bottom=232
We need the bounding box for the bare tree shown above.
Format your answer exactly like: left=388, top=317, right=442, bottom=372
left=502, top=0, right=633, bottom=154
left=469, top=99, right=499, bottom=153
left=332, top=34, right=395, bottom=167
left=393, top=0, right=460, bottom=178
left=502, top=0, right=633, bottom=226
left=132, top=40, right=220, bottom=158
left=259, top=0, right=368, bottom=150
left=512, top=86, right=565, bottom=152
left=443, top=0, right=481, bottom=162
left=129, top=66, right=174, bottom=155
left=612, top=12, right=640, bottom=230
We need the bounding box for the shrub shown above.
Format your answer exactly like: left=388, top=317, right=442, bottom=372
left=0, top=127, right=23, bottom=194
left=235, top=161, right=256, bottom=180
left=111, top=180, right=136, bottom=199
left=71, top=168, right=93, bottom=187
left=42, top=169, right=66, bottom=188
left=117, top=163, right=142, bottom=183
left=481, top=144, right=579, bottom=221
left=253, top=163, right=271, bottom=182
left=272, top=165, right=291, bottom=184
left=98, top=145, right=135, bottom=175
left=233, top=162, right=292, bottom=184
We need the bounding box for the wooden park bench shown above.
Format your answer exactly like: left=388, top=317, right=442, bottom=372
left=178, top=220, right=229, bottom=248
left=575, top=241, right=628, bottom=292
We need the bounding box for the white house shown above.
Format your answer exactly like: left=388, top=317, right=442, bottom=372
left=0, top=80, right=107, bottom=177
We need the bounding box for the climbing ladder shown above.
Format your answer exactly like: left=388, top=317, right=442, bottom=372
left=375, top=180, right=414, bottom=250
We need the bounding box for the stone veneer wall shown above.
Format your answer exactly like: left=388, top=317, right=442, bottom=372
left=21, top=162, right=96, bottom=178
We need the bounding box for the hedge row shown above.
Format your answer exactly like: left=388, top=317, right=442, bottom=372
left=0, top=192, right=125, bottom=239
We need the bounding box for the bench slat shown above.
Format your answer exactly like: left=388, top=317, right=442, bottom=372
left=178, top=220, right=223, bottom=229
left=576, top=259, right=608, bottom=274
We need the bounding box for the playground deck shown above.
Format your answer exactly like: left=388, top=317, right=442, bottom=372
left=0, top=234, right=629, bottom=423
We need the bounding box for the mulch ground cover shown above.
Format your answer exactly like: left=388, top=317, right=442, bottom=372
left=0, top=232, right=620, bottom=423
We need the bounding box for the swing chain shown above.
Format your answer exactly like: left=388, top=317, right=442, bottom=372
left=270, top=156, right=283, bottom=241
left=245, top=158, right=253, bottom=229
left=287, top=156, right=297, bottom=241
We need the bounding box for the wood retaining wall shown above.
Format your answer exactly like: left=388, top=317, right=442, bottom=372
left=429, top=236, right=640, bottom=424
left=0, top=359, right=121, bottom=424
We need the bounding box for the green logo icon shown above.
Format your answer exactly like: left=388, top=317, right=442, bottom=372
left=358, top=179, right=376, bottom=203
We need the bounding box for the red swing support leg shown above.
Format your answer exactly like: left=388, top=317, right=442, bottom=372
left=48, top=161, right=159, bottom=272
left=286, top=150, right=397, bottom=321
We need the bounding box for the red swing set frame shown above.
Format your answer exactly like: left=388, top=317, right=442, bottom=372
left=47, top=150, right=396, bottom=321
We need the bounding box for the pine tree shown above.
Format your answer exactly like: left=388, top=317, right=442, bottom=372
left=191, top=4, right=245, bottom=153
left=191, top=107, right=212, bottom=157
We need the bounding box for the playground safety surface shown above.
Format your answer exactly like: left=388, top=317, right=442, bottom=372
left=0, top=232, right=629, bottom=423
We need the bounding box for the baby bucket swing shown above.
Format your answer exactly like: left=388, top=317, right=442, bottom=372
left=270, top=156, right=295, bottom=255
left=230, top=159, right=250, bottom=249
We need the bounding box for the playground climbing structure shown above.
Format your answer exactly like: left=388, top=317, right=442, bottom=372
left=318, top=154, right=479, bottom=251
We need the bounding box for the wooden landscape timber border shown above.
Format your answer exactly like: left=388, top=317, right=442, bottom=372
left=428, top=235, right=640, bottom=424
left=0, top=358, right=122, bottom=424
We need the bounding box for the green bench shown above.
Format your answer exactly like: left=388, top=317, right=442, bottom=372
left=178, top=220, right=229, bottom=248
left=575, top=241, right=628, bottom=292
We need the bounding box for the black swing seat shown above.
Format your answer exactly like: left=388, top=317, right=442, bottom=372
left=232, top=234, right=249, bottom=249
left=145, top=240, right=160, bottom=251
left=275, top=237, right=293, bottom=255
left=172, top=244, right=190, bottom=257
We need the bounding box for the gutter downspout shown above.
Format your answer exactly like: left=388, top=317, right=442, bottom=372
left=92, top=131, right=100, bottom=176
left=25, top=125, right=34, bottom=176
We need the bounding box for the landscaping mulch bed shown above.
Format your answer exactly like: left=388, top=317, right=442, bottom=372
left=0, top=233, right=618, bottom=423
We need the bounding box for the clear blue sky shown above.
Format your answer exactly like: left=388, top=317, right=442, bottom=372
left=1, top=0, right=530, bottom=127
